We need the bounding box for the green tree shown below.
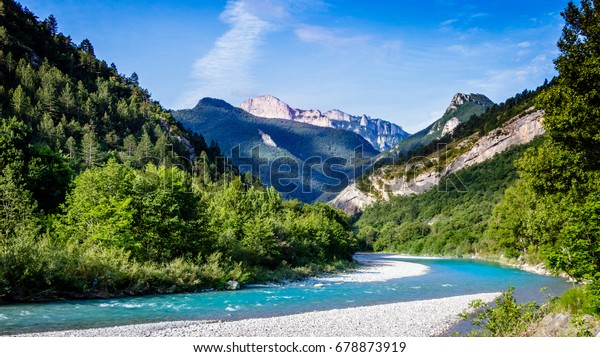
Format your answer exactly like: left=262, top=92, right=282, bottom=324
left=65, top=136, right=77, bottom=161
left=59, top=82, right=76, bottom=115
left=81, top=130, right=100, bottom=168
left=516, top=0, right=600, bottom=281
left=0, top=116, right=28, bottom=171
left=54, top=159, right=136, bottom=249
left=10, top=85, right=31, bottom=118
left=0, top=168, right=39, bottom=254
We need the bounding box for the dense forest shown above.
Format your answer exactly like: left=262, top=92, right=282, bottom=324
left=0, top=0, right=357, bottom=302
left=356, top=0, right=600, bottom=319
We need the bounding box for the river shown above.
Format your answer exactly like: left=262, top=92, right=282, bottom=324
left=0, top=255, right=571, bottom=335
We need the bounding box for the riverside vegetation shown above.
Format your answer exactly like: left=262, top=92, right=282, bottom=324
left=0, top=0, right=356, bottom=302
left=355, top=0, right=600, bottom=335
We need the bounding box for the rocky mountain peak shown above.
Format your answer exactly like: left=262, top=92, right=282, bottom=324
left=239, top=95, right=410, bottom=152
left=240, top=95, right=295, bottom=120
left=324, top=109, right=353, bottom=122
left=445, top=93, right=495, bottom=114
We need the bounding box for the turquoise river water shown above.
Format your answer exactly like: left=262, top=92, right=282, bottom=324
left=0, top=256, right=572, bottom=335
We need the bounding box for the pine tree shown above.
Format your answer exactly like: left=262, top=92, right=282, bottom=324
left=10, top=85, right=30, bottom=117
left=59, top=82, right=75, bottom=115
left=81, top=131, right=100, bottom=168
left=65, top=136, right=77, bottom=161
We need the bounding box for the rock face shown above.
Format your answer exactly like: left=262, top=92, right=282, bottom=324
left=442, top=108, right=544, bottom=173
left=258, top=129, right=277, bottom=147
left=328, top=183, right=378, bottom=215
left=441, top=117, right=461, bottom=137
left=445, top=93, right=495, bottom=114
left=240, top=95, right=410, bottom=151
left=241, top=95, right=296, bottom=120
left=331, top=108, right=545, bottom=214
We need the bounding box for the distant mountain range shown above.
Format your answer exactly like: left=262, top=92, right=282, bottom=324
left=172, top=98, right=380, bottom=202
left=240, top=95, right=410, bottom=151
left=172, top=93, right=496, bottom=203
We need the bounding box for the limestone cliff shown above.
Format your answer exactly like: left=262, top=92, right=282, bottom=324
left=331, top=108, right=545, bottom=214
left=240, top=95, right=410, bottom=151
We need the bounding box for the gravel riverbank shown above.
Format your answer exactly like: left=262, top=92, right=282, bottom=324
left=19, top=293, right=497, bottom=337
left=312, top=253, right=430, bottom=283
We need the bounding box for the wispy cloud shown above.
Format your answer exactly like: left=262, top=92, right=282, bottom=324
left=440, top=18, right=459, bottom=27
left=465, top=52, right=555, bottom=99
left=176, top=0, right=271, bottom=109
left=295, top=25, right=369, bottom=47
left=517, top=41, right=532, bottom=48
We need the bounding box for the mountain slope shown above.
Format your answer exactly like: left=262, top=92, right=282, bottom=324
left=391, top=93, right=494, bottom=154
left=332, top=89, right=544, bottom=214
left=173, top=98, right=380, bottom=202
left=240, top=95, right=410, bottom=151
left=350, top=88, right=548, bottom=257
left=354, top=139, right=540, bottom=255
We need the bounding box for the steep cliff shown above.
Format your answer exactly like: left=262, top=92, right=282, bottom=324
left=332, top=108, right=545, bottom=214
left=240, top=95, right=410, bottom=151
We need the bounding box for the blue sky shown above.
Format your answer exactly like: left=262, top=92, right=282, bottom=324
left=25, top=0, right=566, bottom=132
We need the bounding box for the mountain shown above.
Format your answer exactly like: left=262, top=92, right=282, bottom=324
left=347, top=86, right=548, bottom=258
left=390, top=93, right=495, bottom=154
left=331, top=90, right=542, bottom=214
left=240, top=95, right=410, bottom=151
left=172, top=98, right=380, bottom=202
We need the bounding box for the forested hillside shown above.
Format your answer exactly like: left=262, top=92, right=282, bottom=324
left=0, top=0, right=357, bottom=302
left=486, top=0, right=600, bottom=297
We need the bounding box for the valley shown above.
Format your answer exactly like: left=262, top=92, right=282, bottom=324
left=1, top=0, right=599, bottom=340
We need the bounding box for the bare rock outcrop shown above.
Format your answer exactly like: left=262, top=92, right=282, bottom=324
left=331, top=108, right=545, bottom=214
left=240, top=95, right=409, bottom=151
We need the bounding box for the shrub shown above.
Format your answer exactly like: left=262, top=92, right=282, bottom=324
left=460, top=286, right=541, bottom=336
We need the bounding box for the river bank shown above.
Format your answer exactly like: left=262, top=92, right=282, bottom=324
left=18, top=293, right=498, bottom=337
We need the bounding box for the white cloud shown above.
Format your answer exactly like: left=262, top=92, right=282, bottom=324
left=175, top=0, right=271, bottom=109
left=295, top=25, right=369, bottom=47
left=465, top=52, right=555, bottom=100
left=517, top=41, right=532, bottom=48
left=440, top=18, right=459, bottom=27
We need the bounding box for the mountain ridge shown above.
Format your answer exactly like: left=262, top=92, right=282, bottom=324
left=173, top=98, right=380, bottom=203
left=240, top=95, right=410, bottom=151
left=331, top=89, right=543, bottom=214
left=390, top=93, right=495, bottom=155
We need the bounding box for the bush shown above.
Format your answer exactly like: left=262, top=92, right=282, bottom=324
left=551, top=283, right=600, bottom=318
left=460, top=286, right=541, bottom=336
